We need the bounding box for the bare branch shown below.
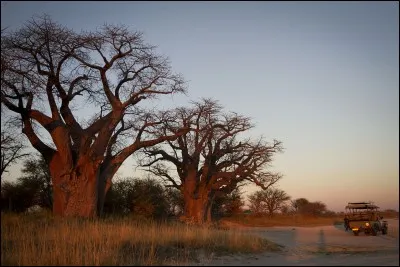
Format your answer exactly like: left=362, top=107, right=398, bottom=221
left=0, top=129, right=29, bottom=178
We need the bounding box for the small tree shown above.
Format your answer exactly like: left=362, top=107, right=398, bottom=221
left=248, top=188, right=290, bottom=217
left=305, top=201, right=327, bottom=216
left=19, top=154, right=52, bottom=209
left=264, top=188, right=290, bottom=216
left=290, top=198, right=327, bottom=216
left=103, top=176, right=172, bottom=220
left=164, top=186, right=184, bottom=217
left=248, top=191, right=267, bottom=215
left=1, top=180, right=39, bottom=212
left=128, top=177, right=170, bottom=220
left=103, top=179, right=133, bottom=215
left=279, top=204, right=290, bottom=215
left=1, top=154, right=52, bottom=211
left=1, top=126, right=29, bottom=179
left=290, top=198, right=310, bottom=214
left=213, top=187, right=245, bottom=217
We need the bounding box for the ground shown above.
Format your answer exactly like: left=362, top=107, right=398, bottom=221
left=192, top=218, right=399, bottom=266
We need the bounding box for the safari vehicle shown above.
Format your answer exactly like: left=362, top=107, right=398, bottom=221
left=344, top=202, right=388, bottom=236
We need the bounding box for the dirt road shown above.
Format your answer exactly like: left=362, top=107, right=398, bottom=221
left=193, top=219, right=399, bottom=266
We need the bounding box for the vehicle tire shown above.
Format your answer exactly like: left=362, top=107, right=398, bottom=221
left=353, top=230, right=359, bottom=236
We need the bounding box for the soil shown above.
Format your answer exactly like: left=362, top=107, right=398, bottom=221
left=191, top=218, right=399, bottom=266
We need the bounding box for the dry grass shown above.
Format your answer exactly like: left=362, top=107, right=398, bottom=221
left=1, top=212, right=281, bottom=266
left=221, top=214, right=345, bottom=228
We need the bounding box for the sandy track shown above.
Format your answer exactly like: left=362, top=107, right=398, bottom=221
left=193, top=219, right=399, bottom=266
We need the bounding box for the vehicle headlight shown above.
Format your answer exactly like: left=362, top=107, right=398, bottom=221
left=365, top=222, right=370, bottom=227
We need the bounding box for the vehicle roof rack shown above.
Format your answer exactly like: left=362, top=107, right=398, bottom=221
left=345, top=202, right=379, bottom=209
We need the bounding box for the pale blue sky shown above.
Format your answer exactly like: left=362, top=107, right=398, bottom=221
left=1, top=1, right=399, bottom=212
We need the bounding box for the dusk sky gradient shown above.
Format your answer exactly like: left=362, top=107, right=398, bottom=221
left=1, top=1, right=398, bottom=212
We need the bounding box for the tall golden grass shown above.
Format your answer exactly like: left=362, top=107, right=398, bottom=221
left=1, top=212, right=281, bottom=266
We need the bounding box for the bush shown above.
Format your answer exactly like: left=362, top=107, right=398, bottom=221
left=103, top=177, right=178, bottom=220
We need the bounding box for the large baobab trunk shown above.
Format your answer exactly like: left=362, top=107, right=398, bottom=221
left=49, top=154, right=99, bottom=217
left=182, top=172, right=213, bottom=224
left=183, top=196, right=211, bottom=224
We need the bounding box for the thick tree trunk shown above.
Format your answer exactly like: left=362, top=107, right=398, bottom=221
left=181, top=170, right=203, bottom=224
left=97, top=164, right=119, bottom=217
left=63, top=174, right=98, bottom=217
left=205, top=202, right=212, bottom=223
left=182, top=175, right=211, bottom=224
left=183, top=197, right=209, bottom=224
left=52, top=181, right=67, bottom=216
left=205, top=194, right=215, bottom=223
left=50, top=157, right=68, bottom=217
left=97, top=175, right=112, bottom=217
left=49, top=154, right=99, bottom=218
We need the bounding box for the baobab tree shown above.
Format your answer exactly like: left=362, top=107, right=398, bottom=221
left=1, top=15, right=187, bottom=217
left=140, top=99, right=283, bottom=224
